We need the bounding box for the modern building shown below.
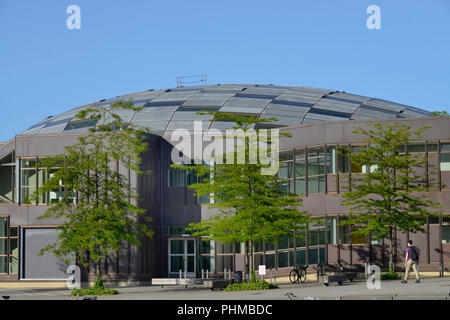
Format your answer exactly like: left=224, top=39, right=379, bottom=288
left=0, top=84, right=449, bottom=281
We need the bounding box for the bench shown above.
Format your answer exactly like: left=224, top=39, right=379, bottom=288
left=204, top=279, right=232, bottom=290
left=319, top=272, right=357, bottom=286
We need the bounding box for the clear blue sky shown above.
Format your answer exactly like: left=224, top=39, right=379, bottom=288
left=0, top=0, right=449, bottom=141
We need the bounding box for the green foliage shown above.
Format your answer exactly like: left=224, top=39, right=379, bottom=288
left=93, top=276, right=104, bottom=289
left=340, top=121, right=442, bottom=271
left=70, top=276, right=119, bottom=296
left=71, top=287, right=119, bottom=296
left=431, top=110, right=449, bottom=116
left=380, top=272, right=401, bottom=280
left=224, top=279, right=278, bottom=291
left=37, top=101, right=154, bottom=277
left=174, top=111, right=309, bottom=279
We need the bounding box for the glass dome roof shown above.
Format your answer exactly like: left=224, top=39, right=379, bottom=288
left=21, top=84, right=431, bottom=137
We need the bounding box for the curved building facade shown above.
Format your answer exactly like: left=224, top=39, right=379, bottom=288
left=0, top=84, right=449, bottom=281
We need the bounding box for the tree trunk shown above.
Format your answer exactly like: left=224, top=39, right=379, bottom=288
left=245, top=241, right=249, bottom=278
left=96, top=259, right=102, bottom=279
left=389, top=228, right=394, bottom=273
left=250, top=239, right=255, bottom=281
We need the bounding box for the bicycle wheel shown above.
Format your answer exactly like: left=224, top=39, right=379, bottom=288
left=299, top=269, right=307, bottom=283
left=289, top=270, right=299, bottom=284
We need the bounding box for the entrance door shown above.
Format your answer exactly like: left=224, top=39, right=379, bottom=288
left=169, top=238, right=196, bottom=277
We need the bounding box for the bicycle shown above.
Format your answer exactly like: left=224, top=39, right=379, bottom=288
left=289, top=264, right=308, bottom=284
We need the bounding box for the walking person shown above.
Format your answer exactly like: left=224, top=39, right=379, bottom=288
left=401, top=240, right=420, bottom=284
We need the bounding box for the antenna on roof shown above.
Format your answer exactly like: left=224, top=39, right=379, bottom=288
left=176, top=74, right=207, bottom=88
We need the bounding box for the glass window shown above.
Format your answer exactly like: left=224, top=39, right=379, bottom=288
left=308, top=230, right=319, bottom=246
left=308, top=175, right=325, bottom=195
left=21, top=187, right=37, bottom=204
left=265, top=252, right=275, bottom=269
left=338, top=146, right=349, bottom=173
left=339, top=222, right=351, bottom=244
left=0, top=154, right=14, bottom=202
left=427, top=142, right=438, bottom=152
left=168, top=227, right=192, bottom=236
left=278, top=151, right=294, bottom=180
left=199, top=239, right=214, bottom=255
left=9, top=256, right=18, bottom=274
left=278, top=251, right=289, bottom=268
left=0, top=217, right=6, bottom=237
left=186, top=170, right=196, bottom=186
left=265, top=242, right=275, bottom=251
left=168, top=168, right=185, bottom=187
left=0, top=256, right=6, bottom=274
left=295, top=178, right=306, bottom=195
left=21, top=158, right=37, bottom=169
left=295, top=149, right=306, bottom=178
left=428, top=216, right=440, bottom=224
left=441, top=143, right=450, bottom=152
left=351, top=228, right=367, bottom=244
left=0, top=238, right=6, bottom=255
left=21, top=167, right=37, bottom=187
left=350, top=146, right=365, bottom=173
left=308, top=248, right=318, bottom=264
left=170, top=256, right=184, bottom=272
left=278, top=237, right=289, bottom=250
left=319, top=247, right=326, bottom=264
left=440, top=153, right=450, bottom=171
left=9, top=238, right=18, bottom=256
left=326, top=145, right=336, bottom=174
left=199, top=255, right=214, bottom=273
left=407, top=143, right=426, bottom=153
left=253, top=242, right=263, bottom=253
left=442, top=226, right=450, bottom=244
left=296, top=231, right=306, bottom=247
left=216, top=242, right=233, bottom=254
left=307, top=147, right=324, bottom=176
left=296, top=249, right=306, bottom=265
left=170, top=240, right=184, bottom=254
left=327, top=217, right=337, bottom=245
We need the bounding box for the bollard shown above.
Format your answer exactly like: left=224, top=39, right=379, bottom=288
left=184, top=269, right=187, bottom=280
left=270, top=268, right=273, bottom=284
left=206, top=270, right=209, bottom=279
left=179, top=269, right=182, bottom=280
left=224, top=268, right=226, bottom=279
left=202, top=269, right=205, bottom=279
left=274, top=269, right=277, bottom=284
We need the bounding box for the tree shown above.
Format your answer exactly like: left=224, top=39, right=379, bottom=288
left=339, top=121, right=442, bottom=273
left=172, top=112, right=309, bottom=279
left=37, top=101, right=153, bottom=283
left=431, top=110, right=449, bottom=116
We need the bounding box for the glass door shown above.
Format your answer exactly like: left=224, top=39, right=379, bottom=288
left=169, top=238, right=196, bottom=277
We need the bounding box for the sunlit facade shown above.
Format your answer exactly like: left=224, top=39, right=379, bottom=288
left=0, top=84, right=449, bottom=280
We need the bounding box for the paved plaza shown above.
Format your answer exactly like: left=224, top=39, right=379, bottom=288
left=0, top=277, right=449, bottom=300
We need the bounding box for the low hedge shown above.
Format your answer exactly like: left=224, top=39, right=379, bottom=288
left=70, top=277, right=120, bottom=296
left=380, top=272, right=402, bottom=280
left=224, top=280, right=278, bottom=291
left=71, top=287, right=119, bottom=296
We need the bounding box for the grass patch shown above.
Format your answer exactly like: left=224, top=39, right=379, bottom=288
left=70, top=277, right=120, bottom=296
left=380, top=272, right=402, bottom=280
left=224, top=280, right=278, bottom=291
left=71, top=287, right=119, bottom=296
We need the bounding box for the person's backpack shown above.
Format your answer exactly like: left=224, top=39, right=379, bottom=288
left=410, top=246, right=419, bottom=261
